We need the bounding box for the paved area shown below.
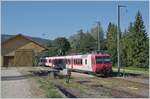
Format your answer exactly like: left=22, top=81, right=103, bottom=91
left=1, top=68, right=33, bottom=98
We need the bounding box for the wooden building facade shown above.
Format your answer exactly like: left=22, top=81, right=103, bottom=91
left=1, top=34, right=48, bottom=67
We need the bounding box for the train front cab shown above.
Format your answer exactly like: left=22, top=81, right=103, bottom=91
left=91, top=54, right=112, bottom=74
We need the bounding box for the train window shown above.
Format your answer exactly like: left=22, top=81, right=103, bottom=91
left=65, top=59, right=67, bottom=64
left=68, top=59, right=69, bottom=64
left=75, top=59, right=77, bottom=64
left=74, top=59, right=76, bottom=64
left=76, top=59, right=78, bottom=64
left=76, top=59, right=77, bottom=64
left=96, top=56, right=111, bottom=64
left=78, top=59, right=80, bottom=64
left=69, top=59, right=71, bottom=64
left=43, top=59, right=46, bottom=62
left=75, top=59, right=76, bottom=64
left=41, top=59, right=44, bottom=62
left=67, top=59, right=68, bottom=64
left=68, top=59, right=70, bottom=64
left=74, top=59, right=75, bottom=64
left=80, top=59, right=82, bottom=65
left=79, top=59, right=80, bottom=64
left=49, top=59, right=51, bottom=63
left=67, top=59, right=69, bottom=64
left=85, top=59, right=87, bottom=64
left=66, top=59, right=67, bottom=64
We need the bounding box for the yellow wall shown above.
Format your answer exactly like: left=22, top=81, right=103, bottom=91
left=1, top=56, right=3, bottom=66
left=19, top=42, right=45, bottom=53
left=2, top=35, right=46, bottom=56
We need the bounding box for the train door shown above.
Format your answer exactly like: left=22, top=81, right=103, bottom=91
left=86, top=56, right=92, bottom=71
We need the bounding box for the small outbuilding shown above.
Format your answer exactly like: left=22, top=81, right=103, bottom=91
left=1, top=34, right=48, bottom=67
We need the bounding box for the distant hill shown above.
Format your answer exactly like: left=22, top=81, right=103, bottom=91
left=1, top=34, right=51, bottom=46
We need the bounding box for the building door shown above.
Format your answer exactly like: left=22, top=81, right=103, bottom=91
left=4, top=56, right=14, bottom=67
left=14, top=49, right=34, bottom=66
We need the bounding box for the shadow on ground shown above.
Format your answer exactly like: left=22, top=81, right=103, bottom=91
left=1, top=74, right=33, bottom=81
left=109, top=71, right=141, bottom=77
left=81, top=71, right=142, bottom=78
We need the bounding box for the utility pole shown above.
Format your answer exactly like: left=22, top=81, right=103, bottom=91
left=117, top=5, right=126, bottom=76
left=97, top=22, right=100, bottom=52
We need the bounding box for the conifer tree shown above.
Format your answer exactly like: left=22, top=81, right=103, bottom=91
left=121, top=11, right=149, bottom=68
left=106, top=22, right=117, bottom=66
left=131, top=11, right=149, bottom=67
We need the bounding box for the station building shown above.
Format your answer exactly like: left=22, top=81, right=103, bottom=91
left=1, top=34, right=48, bottom=67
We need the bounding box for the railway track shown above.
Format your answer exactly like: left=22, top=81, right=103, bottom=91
left=71, top=71, right=149, bottom=98
left=55, top=84, right=77, bottom=98
left=71, top=71, right=149, bottom=85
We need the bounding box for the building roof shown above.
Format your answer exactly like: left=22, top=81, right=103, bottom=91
left=1, top=34, right=51, bottom=46
left=2, top=34, right=49, bottom=50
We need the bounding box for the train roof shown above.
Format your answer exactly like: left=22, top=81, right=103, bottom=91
left=45, top=53, right=110, bottom=59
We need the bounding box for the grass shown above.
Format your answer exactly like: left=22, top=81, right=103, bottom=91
left=56, top=78, right=85, bottom=92
left=112, top=66, right=149, bottom=77
left=35, top=76, right=86, bottom=98
left=34, top=68, right=149, bottom=98
left=37, top=77, right=63, bottom=98
left=124, top=66, right=148, bottom=71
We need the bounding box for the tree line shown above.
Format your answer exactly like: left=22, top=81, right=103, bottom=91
left=45, top=11, right=148, bottom=68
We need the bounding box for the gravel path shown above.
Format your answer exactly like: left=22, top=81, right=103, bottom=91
left=70, top=71, right=149, bottom=98
left=71, top=72, right=94, bottom=78
left=1, top=68, right=33, bottom=98
left=115, top=76, right=149, bottom=85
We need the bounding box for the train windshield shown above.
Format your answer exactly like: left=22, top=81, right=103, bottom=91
left=95, top=56, right=111, bottom=64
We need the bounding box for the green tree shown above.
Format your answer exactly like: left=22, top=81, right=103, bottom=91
left=53, top=37, right=71, bottom=55
left=79, top=32, right=96, bottom=53
left=131, top=11, right=148, bottom=67
left=46, top=41, right=57, bottom=56
left=69, top=29, right=85, bottom=53
left=121, top=23, right=135, bottom=66
left=69, top=29, right=97, bottom=54
left=121, top=11, right=148, bottom=68
left=106, top=22, right=117, bottom=66
left=90, top=22, right=104, bottom=50
left=120, top=27, right=130, bottom=67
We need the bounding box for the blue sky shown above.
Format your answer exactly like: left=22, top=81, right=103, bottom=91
left=1, top=1, right=149, bottom=40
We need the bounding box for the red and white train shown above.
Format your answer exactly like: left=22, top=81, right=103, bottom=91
left=39, top=53, right=112, bottom=74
